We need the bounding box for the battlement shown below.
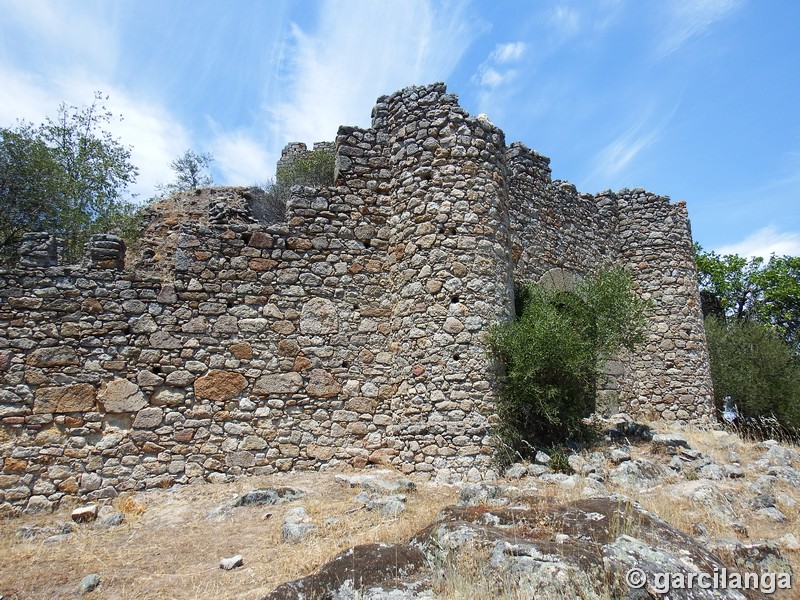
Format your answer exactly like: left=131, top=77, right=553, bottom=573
left=0, top=83, right=714, bottom=512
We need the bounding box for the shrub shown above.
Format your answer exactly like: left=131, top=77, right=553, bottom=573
left=704, top=316, right=800, bottom=428
left=250, top=148, right=335, bottom=224
left=487, top=268, right=648, bottom=456
left=276, top=148, right=334, bottom=189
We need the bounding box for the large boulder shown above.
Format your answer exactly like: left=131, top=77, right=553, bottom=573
left=264, top=543, right=428, bottom=599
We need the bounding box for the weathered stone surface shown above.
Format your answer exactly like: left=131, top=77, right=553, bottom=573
left=299, top=297, right=338, bottom=335
left=98, top=378, right=146, bottom=413
left=78, top=574, right=101, bottom=595
left=194, top=370, right=247, bottom=401
left=34, top=384, right=96, bottom=414
left=229, top=342, right=253, bottom=359
left=253, top=373, right=303, bottom=395
left=281, top=506, right=316, bottom=543
left=133, top=407, right=163, bottom=429
left=235, top=488, right=306, bottom=507
left=306, top=369, right=341, bottom=398
left=71, top=505, right=99, bottom=523
left=149, top=331, right=182, bottom=349
left=265, top=543, right=426, bottom=599
left=220, top=554, right=244, bottom=570
left=26, top=346, right=78, bottom=368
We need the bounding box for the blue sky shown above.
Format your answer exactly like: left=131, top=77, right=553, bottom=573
left=1, top=0, right=799, bottom=257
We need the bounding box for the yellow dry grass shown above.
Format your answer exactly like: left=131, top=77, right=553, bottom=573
left=2, top=428, right=799, bottom=599
left=0, top=470, right=456, bottom=600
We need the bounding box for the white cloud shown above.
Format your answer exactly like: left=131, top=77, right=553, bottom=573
left=269, top=0, right=478, bottom=147
left=588, top=101, right=680, bottom=186
left=2, top=0, right=119, bottom=75
left=0, top=0, right=189, bottom=201
left=476, top=66, right=517, bottom=90
left=658, top=0, right=743, bottom=58
left=212, top=131, right=275, bottom=186
left=550, top=6, right=581, bottom=39
left=715, top=227, right=800, bottom=258
left=491, top=42, right=527, bottom=64
left=472, top=40, right=527, bottom=115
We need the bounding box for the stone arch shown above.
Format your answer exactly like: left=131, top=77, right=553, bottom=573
left=537, top=267, right=583, bottom=293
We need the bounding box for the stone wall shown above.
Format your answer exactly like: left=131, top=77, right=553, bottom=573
left=0, top=83, right=714, bottom=512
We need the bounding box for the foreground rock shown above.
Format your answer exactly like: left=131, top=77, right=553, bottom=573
left=207, top=487, right=305, bottom=520
left=264, top=543, right=428, bottom=600
left=264, top=496, right=788, bottom=599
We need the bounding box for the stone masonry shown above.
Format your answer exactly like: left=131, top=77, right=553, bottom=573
left=0, top=83, right=714, bottom=512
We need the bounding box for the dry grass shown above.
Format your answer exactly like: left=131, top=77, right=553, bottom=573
left=0, top=470, right=456, bottom=600
left=2, top=428, right=799, bottom=599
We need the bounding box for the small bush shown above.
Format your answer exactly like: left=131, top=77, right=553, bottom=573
left=276, top=148, right=334, bottom=189
left=487, top=267, right=648, bottom=457
left=250, top=148, right=335, bottom=225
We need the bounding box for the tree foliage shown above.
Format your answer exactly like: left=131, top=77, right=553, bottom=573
left=487, top=268, right=649, bottom=454
left=695, top=245, right=800, bottom=427
left=704, top=317, right=800, bottom=427
left=251, top=148, right=335, bottom=224
left=157, top=149, right=214, bottom=195
left=276, top=149, right=334, bottom=189
left=0, top=93, right=138, bottom=264
left=695, top=244, right=800, bottom=347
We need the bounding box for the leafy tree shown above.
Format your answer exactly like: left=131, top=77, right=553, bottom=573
left=695, top=244, right=800, bottom=347
left=487, top=268, right=649, bottom=455
left=0, top=125, right=65, bottom=262
left=0, top=93, right=139, bottom=264
left=157, top=149, right=214, bottom=195
left=755, top=255, right=800, bottom=348
left=704, top=317, right=800, bottom=427
left=695, top=245, right=800, bottom=427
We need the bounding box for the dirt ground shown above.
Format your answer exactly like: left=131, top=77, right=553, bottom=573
left=1, top=428, right=798, bottom=599
left=0, top=469, right=457, bottom=600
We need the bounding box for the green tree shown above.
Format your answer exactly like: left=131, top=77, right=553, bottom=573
left=704, top=317, right=800, bottom=427
left=695, top=244, right=800, bottom=348
left=0, top=93, right=139, bottom=264
left=487, top=268, right=648, bottom=454
left=157, top=149, right=214, bottom=195
left=695, top=245, right=800, bottom=427
left=0, top=124, right=65, bottom=262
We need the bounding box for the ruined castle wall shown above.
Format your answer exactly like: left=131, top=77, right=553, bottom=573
left=377, top=84, right=515, bottom=479
left=0, top=83, right=715, bottom=512
left=506, top=142, right=619, bottom=285
left=612, top=189, right=715, bottom=421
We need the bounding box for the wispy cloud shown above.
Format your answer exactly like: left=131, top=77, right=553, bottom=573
left=269, top=0, right=479, bottom=147
left=491, top=42, right=527, bottom=64
left=212, top=130, right=275, bottom=186
left=715, top=226, right=800, bottom=258
left=549, top=5, right=581, bottom=40
left=0, top=1, right=190, bottom=200
left=472, top=41, right=527, bottom=117
left=0, top=63, right=189, bottom=200
left=1, top=0, right=120, bottom=74
left=588, top=105, right=678, bottom=185
left=657, top=0, right=743, bottom=58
